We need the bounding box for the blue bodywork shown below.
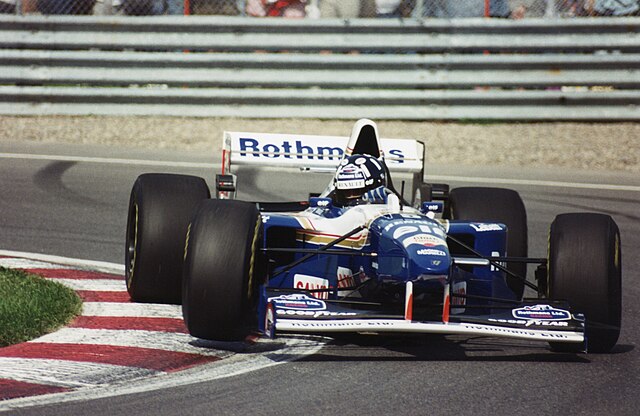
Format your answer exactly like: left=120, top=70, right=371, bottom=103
left=256, top=198, right=517, bottom=333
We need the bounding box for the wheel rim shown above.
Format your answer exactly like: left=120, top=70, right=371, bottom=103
left=126, top=202, right=139, bottom=290
left=614, top=232, right=620, bottom=271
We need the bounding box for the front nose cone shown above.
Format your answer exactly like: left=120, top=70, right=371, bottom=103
left=407, top=245, right=451, bottom=276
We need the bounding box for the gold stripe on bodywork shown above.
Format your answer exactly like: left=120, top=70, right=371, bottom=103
left=247, top=214, right=261, bottom=300
left=296, top=229, right=369, bottom=249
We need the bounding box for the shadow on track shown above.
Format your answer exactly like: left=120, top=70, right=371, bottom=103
left=279, top=333, right=596, bottom=364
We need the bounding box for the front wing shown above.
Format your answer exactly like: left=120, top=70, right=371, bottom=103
left=263, top=282, right=586, bottom=347
left=273, top=319, right=584, bottom=344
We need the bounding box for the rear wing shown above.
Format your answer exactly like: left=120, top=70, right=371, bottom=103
left=221, top=131, right=424, bottom=175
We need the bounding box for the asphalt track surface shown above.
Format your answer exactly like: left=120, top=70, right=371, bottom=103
left=1, top=141, right=639, bottom=415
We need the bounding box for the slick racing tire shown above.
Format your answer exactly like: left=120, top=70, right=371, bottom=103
left=447, top=187, right=528, bottom=300
left=126, top=174, right=210, bottom=304
left=182, top=200, right=261, bottom=341
left=547, top=213, right=621, bottom=353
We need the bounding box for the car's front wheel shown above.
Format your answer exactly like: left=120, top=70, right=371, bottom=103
left=547, top=213, right=621, bottom=353
left=125, top=173, right=209, bottom=304
left=182, top=200, right=262, bottom=341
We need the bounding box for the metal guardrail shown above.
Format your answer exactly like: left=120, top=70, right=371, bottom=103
left=1, top=15, right=639, bottom=120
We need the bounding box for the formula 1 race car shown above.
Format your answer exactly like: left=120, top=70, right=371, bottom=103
left=125, top=119, right=621, bottom=353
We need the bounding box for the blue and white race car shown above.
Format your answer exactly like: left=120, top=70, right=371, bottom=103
left=125, top=119, right=621, bottom=353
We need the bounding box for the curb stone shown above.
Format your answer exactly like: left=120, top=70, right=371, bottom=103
left=0, top=255, right=231, bottom=401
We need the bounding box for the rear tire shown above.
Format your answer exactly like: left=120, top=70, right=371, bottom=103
left=125, top=174, right=210, bottom=304
left=548, top=213, right=621, bottom=353
left=412, top=183, right=432, bottom=209
left=182, top=200, right=261, bottom=341
left=447, top=187, right=528, bottom=300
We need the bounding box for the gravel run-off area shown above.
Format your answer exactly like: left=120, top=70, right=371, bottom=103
left=1, top=116, right=638, bottom=173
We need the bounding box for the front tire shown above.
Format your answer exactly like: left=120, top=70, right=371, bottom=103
left=447, top=187, right=528, bottom=300
left=182, top=200, right=261, bottom=341
left=548, top=213, right=621, bottom=353
left=125, top=174, right=210, bottom=304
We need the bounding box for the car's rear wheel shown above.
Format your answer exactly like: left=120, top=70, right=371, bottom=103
left=446, top=187, right=528, bottom=300
left=412, top=183, right=432, bottom=208
left=547, top=213, right=621, bottom=353
left=125, top=173, right=209, bottom=304
left=182, top=200, right=262, bottom=341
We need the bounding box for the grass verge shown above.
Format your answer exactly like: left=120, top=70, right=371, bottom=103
left=0, top=267, right=82, bottom=347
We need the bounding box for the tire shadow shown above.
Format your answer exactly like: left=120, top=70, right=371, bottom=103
left=33, top=161, right=101, bottom=206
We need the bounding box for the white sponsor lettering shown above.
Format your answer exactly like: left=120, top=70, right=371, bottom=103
left=392, top=218, right=422, bottom=225
left=294, top=274, right=331, bottom=300
left=336, top=179, right=366, bottom=190
left=287, top=320, right=395, bottom=329
left=393, top=226, right=418, bottom=240
left=470, top=223, right=504, bottom=232
left=290, top=321, right=359, bottom=328
left=416, top=248, right=447, bottom=256
left=462, top=323, right=571, bottom=339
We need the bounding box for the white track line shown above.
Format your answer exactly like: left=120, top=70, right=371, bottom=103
left=0, top=152, right=215, bottom=169
left=0, top=250, right=124, bottom=274
left=81, top=303, right=182, bottom=319
left=0, top=358, right=159, bottom=389
left=0, top=258, right=72, bottom=270
left=49, top=279, right=126, bottom=292
left=426, top=174, right=640, bottom=192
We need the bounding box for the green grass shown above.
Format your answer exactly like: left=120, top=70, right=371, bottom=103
left=0, top=267, right=82, bottom=347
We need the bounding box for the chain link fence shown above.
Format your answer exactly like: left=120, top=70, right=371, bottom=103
left=1, top=0, right=639, bottom=17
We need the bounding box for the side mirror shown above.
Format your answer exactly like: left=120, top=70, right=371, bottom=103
left=215, top=174, right=236, bottom=199
left=421, top=201, right=444, bottom=214
left=309, top=197, right=333, bottom=209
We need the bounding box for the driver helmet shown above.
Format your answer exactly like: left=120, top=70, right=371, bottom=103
left=333, top=154, right=387, bottom=206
